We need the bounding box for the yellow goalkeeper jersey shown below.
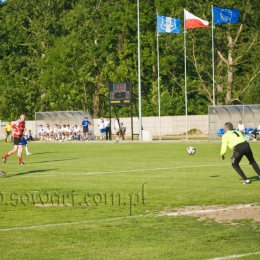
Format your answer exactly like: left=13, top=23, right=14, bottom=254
left=220, top=130, right=246, bottom=156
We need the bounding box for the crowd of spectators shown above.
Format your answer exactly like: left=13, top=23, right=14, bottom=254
left=38, top=123, right=92, bottom=141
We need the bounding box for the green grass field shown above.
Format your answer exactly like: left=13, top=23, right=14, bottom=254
left=0, top=140, right=260, bottom=260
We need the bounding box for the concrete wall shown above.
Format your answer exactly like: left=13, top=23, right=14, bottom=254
left=98, top=115, right=208, bottom=137
left=0, top=115, right=208, bottom=139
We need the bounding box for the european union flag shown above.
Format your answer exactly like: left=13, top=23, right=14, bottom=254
left=213, top=6, right=240, bottom=25
left=157, top=14, right=181, bottom=34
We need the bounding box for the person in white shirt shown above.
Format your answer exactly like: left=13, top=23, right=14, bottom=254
left=253, top=124, right=260, bottom=141
left=53, top=124, right=60, bottom=140
left=237, top=120, right=245, bottom=134
left=65, top=125, right=72, bottom=140
left=39, top=125, right=46, bottom=140
left=98, top=116, right=106, bottom=140
left=45, top=126, right=53, bottom=140
left=105, top=118, right=111, bottom=140
left=114, top=117, right=120, bottom=140
left=73, top=125, right=81, bottom=140
left=61, top=124, right=67, bottom=140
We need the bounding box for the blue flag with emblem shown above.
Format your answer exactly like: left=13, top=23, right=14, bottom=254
left=157, top=14, right=181, bottom=34
left=213, top=6, right=240, bottom=25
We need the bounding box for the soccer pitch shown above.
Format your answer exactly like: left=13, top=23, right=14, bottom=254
left=0, top=141, right=260, bottom=260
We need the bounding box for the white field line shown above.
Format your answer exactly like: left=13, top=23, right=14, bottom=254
left=20, top=163, right=232, bottom=177
left=207, top=251, right=260, bottom=259
left=0, top=215, right=140, bottom=232
left=76, top=164, right=230, bottom=175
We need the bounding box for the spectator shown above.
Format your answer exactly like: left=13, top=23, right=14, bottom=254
left=237, top=120, right=245, bottom=134
left=39, top=125, right=46, bottom=140
left=114, top=122, right=126, bottom=142
left=27, top=129, right=34, bottom=141
left=5, top=121, right=12, bottom=143
left=61, top=124, right=67, bottom=140
left=105, top=118, right=111, bottom=140
left=73, top=125, right=81, bottom=140
left=114, top=117, right=120, bottom=140
left=46, top=125, right=53, bottom=141
left=53, top=124, right=60, bottom=140
left=98, top=116, right=106, bottom=141
left=65, top=125, right=72, bottom=140
left=81, top=117, right=91, bottom=141
left=253, top=123, right=260, bottom=141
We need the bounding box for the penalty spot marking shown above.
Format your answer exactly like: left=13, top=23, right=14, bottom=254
left=1, top=203, right=258, bottom=232
left=162, top=204, right=253, bottom=217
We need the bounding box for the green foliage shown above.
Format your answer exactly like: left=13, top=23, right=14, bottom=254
left=0, top=0, right=260, bottom=120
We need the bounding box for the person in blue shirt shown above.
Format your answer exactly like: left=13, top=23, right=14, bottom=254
left=27, top=129, right=34, bottom=141
left=81, top=117, right=91, bottom=141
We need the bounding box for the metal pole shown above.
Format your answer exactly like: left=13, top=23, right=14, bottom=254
left=157, top=28, right=161, bottom=141
left=137, top=0, right=142, bottom=141
left=184, top=10, right=188, bottom=141
left=212, top=5, right=215, bottom=106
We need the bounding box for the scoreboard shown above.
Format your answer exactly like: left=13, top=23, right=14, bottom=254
left=109, top=82, right=131, bottom=106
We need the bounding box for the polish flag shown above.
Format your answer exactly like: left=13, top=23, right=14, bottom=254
left=184, top=9, right=209, bottom=30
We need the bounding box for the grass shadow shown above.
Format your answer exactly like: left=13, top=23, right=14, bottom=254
left=5, top=169, right=59, bottom=178
left=30, top=152, right=55, bottom=155
left=32, top=158, right=79, bottom=164
left=248, top=176, right=260, bottom=182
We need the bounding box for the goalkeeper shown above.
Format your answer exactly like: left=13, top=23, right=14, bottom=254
left=220, top=122, right=260, bottom=184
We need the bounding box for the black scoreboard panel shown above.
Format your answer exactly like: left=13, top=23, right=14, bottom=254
left=109, top=82, right=131, bottom=106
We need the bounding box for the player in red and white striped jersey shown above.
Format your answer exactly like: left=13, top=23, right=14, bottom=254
left=2, top=114, right=26, bottom=166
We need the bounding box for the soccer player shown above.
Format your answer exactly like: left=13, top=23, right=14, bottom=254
left=220, top=122, right=260, bottom=184
left=81, top=117, right=91, bottom=141
left=2, top=114, right=26, bottom=165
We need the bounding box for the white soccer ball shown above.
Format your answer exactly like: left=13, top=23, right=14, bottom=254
left=187, top=146, right=196, bottom=155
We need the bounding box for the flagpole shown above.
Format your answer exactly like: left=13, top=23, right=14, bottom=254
left=156, top=15, right=161, bottom=141
left=137, top=0, right=142, bottom=141
left=184, top=9, right=188, bottom=141
left=211, top=5, right=215, bottom=106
